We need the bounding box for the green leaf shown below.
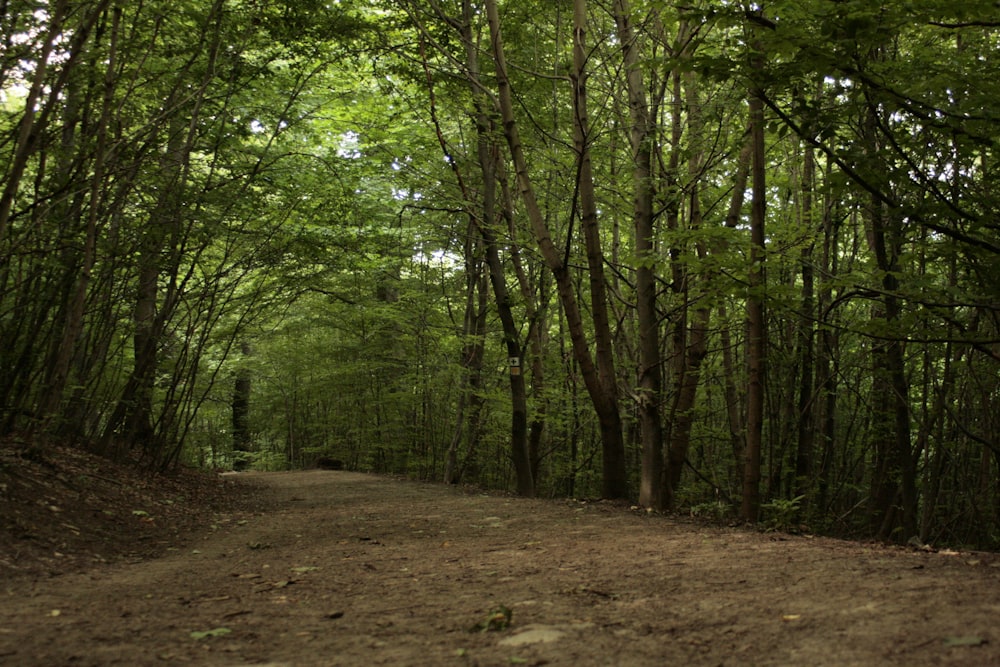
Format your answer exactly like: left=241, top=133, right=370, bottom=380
left=469, top=606, right=513, bottom=633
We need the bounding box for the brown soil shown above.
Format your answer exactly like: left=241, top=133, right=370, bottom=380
left=2, top=446, right=999, bottom=666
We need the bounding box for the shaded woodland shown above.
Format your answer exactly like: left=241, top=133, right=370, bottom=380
left=2, top=0, right=999, bottom=548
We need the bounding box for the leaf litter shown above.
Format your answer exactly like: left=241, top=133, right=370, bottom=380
left=1, top=451, right=999, bottom=665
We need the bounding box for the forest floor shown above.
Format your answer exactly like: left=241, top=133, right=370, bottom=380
left=2, top=444, right=1000, bottom=666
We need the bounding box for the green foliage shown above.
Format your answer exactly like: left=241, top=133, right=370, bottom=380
left=761, top=496, right=805, bottom=533
left=469, top=606, right=513, bottom=633
left=2, top=0, right=999, bottom=548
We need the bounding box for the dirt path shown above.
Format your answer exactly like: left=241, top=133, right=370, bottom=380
left=1, top=470, right=998, bottom=666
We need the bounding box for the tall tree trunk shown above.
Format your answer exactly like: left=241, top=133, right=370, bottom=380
left=40, top=6, right=120, bottom=429
left=612, top=0, right=663, bottom=508
left=795, top=142, right=817, bottom=503
left=862, top=95, right=916, bottom=540
left=99, top=0, right=226, bottom=462
left=499, top=161, right=549, bottom=485
left=485, top=0, right=626, bottom=498
left=865, top=201, right=916, bottom=540
left=231, top=341, right=253, bottom=471
left=816, top=166, right=840, bottom=513
left=663, top=30, right=724, bottom=510
left=445, top=230, right=487, bottom=485
left=421, top=4, right=535, bottom=495
left=464, top=5, right=533, bottom=496
left=742, top=20, right=768, bottom=522
left=570, top=0, right=627, bottom=498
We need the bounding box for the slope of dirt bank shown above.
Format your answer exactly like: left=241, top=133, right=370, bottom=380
left=3, top=467, right=1000, bottom=666
left=0, top=443, right=269, bottom=579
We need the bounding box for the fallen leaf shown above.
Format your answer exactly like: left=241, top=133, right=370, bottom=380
left=190, top=627, right=231, bottom=640
left=943, top=636, right=986, bottom=647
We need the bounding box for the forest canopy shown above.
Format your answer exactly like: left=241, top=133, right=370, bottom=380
left=1, top=0, right=999, bottom=548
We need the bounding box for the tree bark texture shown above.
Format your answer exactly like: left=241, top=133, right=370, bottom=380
left=612, top=0, right=663, bottom=508
left=742, top=26, right=768, bottom=522
left=486, top=0, right=626, bottom=498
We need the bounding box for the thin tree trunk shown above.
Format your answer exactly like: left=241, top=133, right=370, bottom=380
left=866, top=203, right=916, bottom=540
left=663, top=29, right=724, bottom=509
left=445, top=231, right=487, bottom=485
left=862, top=95, right=916, bottom=540
left=718, top=143, right=752, bottom=499
left=100, top=0, right=226, bottom=462
left=612, top=0, right=663, bottom=508
left=795, top=142, right=817, bottom=502
left=40, top=6, right=120, bottom=428
left=816, top=165, right=839, bottom=513
left=418, top=4, right=534, bottom=495
left=498, top=160, right=548, bottom=485
left=485, top=0, right=626, bottom=498
left=231, top=341, right=253, bottom=470
left=464, top=8, right=533, bottom=495
left=570, top=0, right=627, bottom=498
left=742, top=20, right=768, bottom=522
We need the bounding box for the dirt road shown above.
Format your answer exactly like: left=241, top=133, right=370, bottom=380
left=1, top=470, right=998, bottom=666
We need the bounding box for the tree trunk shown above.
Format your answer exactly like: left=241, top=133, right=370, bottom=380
left=570, top=0, right=627, bottom=498
left=816, top=164, right=839, bottom=513
left=445, top=229, right=487, bottom=485
left=717, top=142, right=753, bottom=497
left=662, top=31, right=721, bottom=509
left=485, top=0, right=626, bottom=498
left=795, top=142, right=817, bottom=503
left=612, top=0, right=663, bottom=508
left=861, top=93, right=916, bottom=540
left=499, top=162, right=549, bottom=486
left=419, top=3, right=536, bottom=495
left=41, top=6, right=120, bottom=432
left=742, top=21, right=768, bottom=522
left=99, top=0, right=226, bottom=462
left=865, top=202, right=916, bottom=540
left=231, top=341, right=253, bottom=470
